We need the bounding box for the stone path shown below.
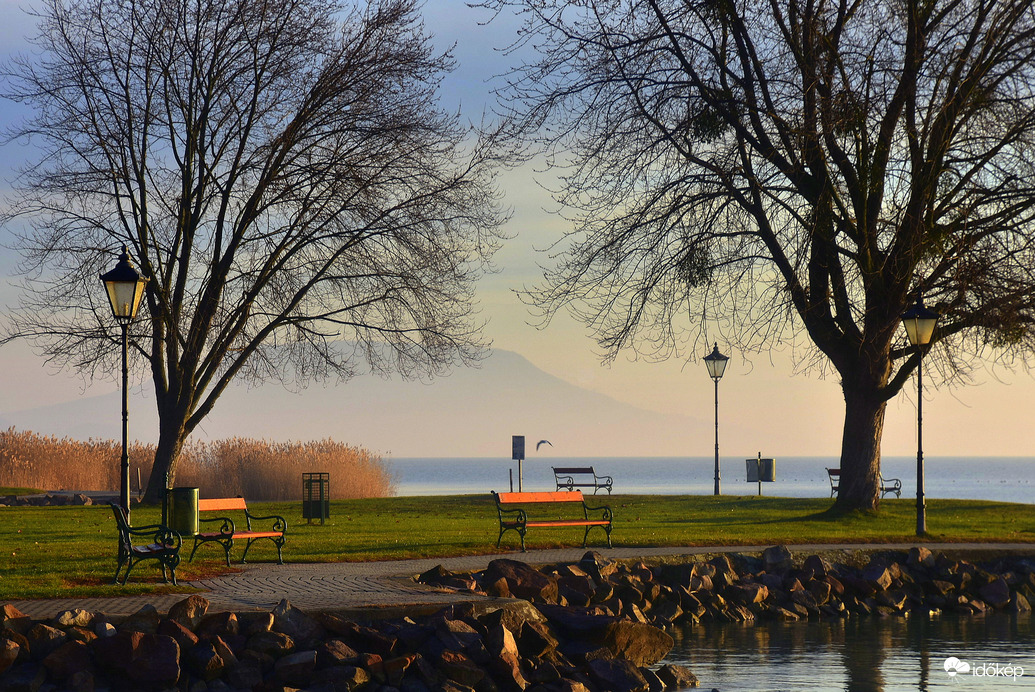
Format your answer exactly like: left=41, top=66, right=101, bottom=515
left=9, top=543, right=1035, bottom=621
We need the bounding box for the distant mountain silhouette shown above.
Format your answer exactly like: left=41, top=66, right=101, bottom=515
left=2, top=348, right=723, bottom=457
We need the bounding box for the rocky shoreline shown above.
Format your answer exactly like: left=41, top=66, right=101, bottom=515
left=1, top=546, right=1034, bottom=691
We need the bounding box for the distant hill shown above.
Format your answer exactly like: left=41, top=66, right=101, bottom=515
left=1, top=348, right=742, bottom=457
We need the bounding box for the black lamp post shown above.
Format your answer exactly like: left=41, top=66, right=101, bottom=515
left=100, top=247, right=148, bottom=523
left=703, top=343, right=729, bottom=496
left=901, top=296, right=938, bottom=536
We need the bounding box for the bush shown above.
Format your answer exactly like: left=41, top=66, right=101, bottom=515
left=0, top=427, right=395, bottom=499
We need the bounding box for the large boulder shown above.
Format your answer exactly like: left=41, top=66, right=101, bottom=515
left=485, top=559, right=560, bottom=603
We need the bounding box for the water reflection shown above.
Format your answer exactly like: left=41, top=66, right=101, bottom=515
left=661, top=612, right=1034, bottom=691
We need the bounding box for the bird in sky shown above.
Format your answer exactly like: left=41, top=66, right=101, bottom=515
left=536, top=439, right=553, bottom=451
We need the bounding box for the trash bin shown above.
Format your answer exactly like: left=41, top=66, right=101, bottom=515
left=302, top=472, right=329, bottom=524
left=167, top=487, right=199, bottom=536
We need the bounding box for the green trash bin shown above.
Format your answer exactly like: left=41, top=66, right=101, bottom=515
left=167, top=487, right=199, bottom=536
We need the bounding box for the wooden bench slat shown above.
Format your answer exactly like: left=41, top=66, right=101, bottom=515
left=198, top=497, right=248, bottom=512
left=496, top=491, right=586, bottom=504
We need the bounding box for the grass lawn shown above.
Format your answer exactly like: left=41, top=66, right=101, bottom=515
left=1, top=493, right=1033, bottom=600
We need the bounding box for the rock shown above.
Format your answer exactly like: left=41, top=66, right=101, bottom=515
left=311, top=663, right=372, bottom=690
left=762, top=546, right=793, bottom=573
left=120, top=604, right=161, bottom=634
left=0, top=638, right=19, bottom=675
left=26, top=623, right=69, bottom=660
left=168, top=595, right=210, bottom=630
left=802, top=554, right=833, bottom=579
left=978, top=577, right=1011, bottom=609
left=1010, top=591, right=1032, bottom=613
left=0, top=604, right=33, bottom=635
left=42, top=639, right=94, bottom=681
left=90, top=630, right=180, bottom=687
left=226, top=658, right=265, bottom=689
left=238, top=611, right=275, bottom=636
left=485, top=559, right=560, bottom=603
left=185, top=640, right=226, bottom=681
left=247, top=629, right=295, bottom=659
left=485, top=622, right=528, bottom=691
left=158, top=617, right=200, bottom=651
left=436, top=649, right=487, bottom=688
left=579, top=551, right=618, bottom=585
left=318, top=616, right=397, bottom=657
left=51, top=608, right=93, bottom=629
left=418, top=565, right=454, bottom=584
left=656, top=663, right=699, bottom=688
left=273, top=599, right=325, bottom=647
left=196, top=611, right=239, bottom=640
left=587, top=657, right=649, bottom=692
left=726, top=583, right=768, bottom=606
left=274, top=649, right=318, bottom=687
left=316, top=638, right=360, bottom=667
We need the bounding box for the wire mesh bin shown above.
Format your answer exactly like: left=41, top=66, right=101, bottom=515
left=302, top=472, right=330, bottom=524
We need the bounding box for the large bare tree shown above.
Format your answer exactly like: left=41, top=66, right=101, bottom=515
left=2, top=0, right=506, bottom=503
left=483, top=0, right=1035, bottom=510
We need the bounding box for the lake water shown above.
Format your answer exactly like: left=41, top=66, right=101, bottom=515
left=386, top=456, right=1035, bottom=504
left=662, top=611, right=1035, bottom=691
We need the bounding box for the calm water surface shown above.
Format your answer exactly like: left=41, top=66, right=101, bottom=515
left=387, top=456, right=1035, bottom=504
left=661, top=612, right=1035, bottom=691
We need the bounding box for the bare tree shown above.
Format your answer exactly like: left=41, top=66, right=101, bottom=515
left=483, top=0, right=1035, bottom=510
left=2, top=0, right=507, bottom=503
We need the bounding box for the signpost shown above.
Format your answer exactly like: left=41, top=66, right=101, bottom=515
left=512, top=435, right=525, bottom=491
left=745, top=452, right=776, bottom=496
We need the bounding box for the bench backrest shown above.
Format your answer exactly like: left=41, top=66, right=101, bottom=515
left=495, top=491, right=585, bottom=504
left=199, top=497, right=248, bottom=512
left=553, top=467, right=595, bottom=475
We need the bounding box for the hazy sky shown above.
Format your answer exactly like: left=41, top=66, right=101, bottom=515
left=1, top=0, right=1033, bottom=459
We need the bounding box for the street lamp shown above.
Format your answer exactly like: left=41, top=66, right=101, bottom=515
left=901, top=296, right=938, bottom=536
left=703, top=343, right=729, bottom=495
left=100, top=246, right=148, bottom=522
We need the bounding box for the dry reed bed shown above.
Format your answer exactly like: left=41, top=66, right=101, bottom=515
left=0, top=428, right=395, bottom=499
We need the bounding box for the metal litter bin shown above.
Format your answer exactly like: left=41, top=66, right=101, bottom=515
left=302, top=472, right=329, bottom=524
left=167, top=487, right=199, bottom=536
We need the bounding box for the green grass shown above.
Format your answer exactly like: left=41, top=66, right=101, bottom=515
left=2, top=494, right=1033, bottom=600
left=1, top=487, right=42, bottom=495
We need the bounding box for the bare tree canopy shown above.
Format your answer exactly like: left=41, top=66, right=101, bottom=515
left=2, top=0, right=507, bottom=502
left=482, top=0, right=1035, bottom=509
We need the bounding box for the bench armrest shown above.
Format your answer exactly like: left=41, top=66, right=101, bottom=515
left=127, top=524, right=181, bottom=550
left=583, top=502, right=613, bottom=522
left=198, top=515, right=235, bottom=536
left=245, top=510, right=287, bottom=533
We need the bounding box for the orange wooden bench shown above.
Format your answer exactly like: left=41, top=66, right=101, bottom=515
left=492, top=490, right=613, bottom=552
left=188, top=497, right=286, bottom=565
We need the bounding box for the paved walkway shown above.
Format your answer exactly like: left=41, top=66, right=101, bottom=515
left=9, top=543, right=1035, bottom=621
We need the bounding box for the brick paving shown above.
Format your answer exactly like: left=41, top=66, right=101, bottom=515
left=8, top=543, right=1035, bottom=621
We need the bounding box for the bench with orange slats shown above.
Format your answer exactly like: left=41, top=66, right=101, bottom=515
left=187, top=497, right=286, bottom=565
left=491, top=490, right=613, bottom=552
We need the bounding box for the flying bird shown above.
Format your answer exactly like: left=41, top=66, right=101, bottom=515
left=536, top=440, right=553, bottom=451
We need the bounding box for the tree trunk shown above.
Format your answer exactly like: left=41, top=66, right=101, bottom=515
left=834, top=385, right=886, bottom=511
left=142, top=404, right=190, bottom=505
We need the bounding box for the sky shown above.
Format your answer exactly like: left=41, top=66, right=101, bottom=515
left=1, top=0, right=1033, bottom=459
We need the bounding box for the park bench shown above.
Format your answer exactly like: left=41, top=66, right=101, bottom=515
left=827, top=468, right=902, bottom=498
left=109, top=502, right=182, bottom=586
left=552, top=466, right=613, bottom=494
left=188, top=497, right=287, bottom=565
left=492, top=490, right=613, bottom=552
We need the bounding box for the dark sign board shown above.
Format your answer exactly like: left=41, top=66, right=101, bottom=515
left=512, top=435, right=525, bottom=460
